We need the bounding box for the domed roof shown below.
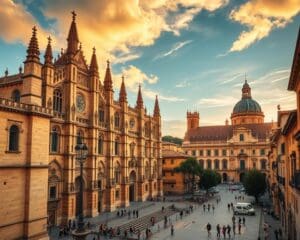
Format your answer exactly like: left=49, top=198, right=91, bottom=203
left=232, top=80, right=262, bottom=114
left=233, top=98, right=262, bottom=114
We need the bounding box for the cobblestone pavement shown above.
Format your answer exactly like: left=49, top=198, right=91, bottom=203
left=49, top=185, right=263, bottom=240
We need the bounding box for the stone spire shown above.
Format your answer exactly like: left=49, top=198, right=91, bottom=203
left=44, top=36, right=53, bottom=65
left=153, top=95, right=160, bottom=116
left=89, top=47, right=98, bottom=74
left=26, top=26, right=40, bottom=62
left=119, top=75, right=127, bottom=102
left=104, top=60, right=113, bottom=91
left=67, top=11, right=79, bottom=54
left=136, top=84, right=143, bottom=109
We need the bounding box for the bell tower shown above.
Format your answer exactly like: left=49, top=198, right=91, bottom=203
left=187, top=111, right=199, bottom=130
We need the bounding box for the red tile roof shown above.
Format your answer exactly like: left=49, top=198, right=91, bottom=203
left=184, top=123, right=273, bottom=143
left=162, top=149, right=190, bottom=158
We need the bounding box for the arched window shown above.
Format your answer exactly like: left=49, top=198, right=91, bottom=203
left=50, top=127, right=59, bottom=152
left=207, top=159, right=212, bottom=169
left=222, top=159, right=227, bottom=170
left=11, top=90, right=20, bottom=103
left=98, top=135, right=103, bottom=155
left=199, top=159, right=204, bottom=169
left=114, top=163, right=121, bottom=184
left=114, top=138, right=119, bottom=155
left=240, top=160, right=245, bottom=170
left=145, top=162, right=150, bottom=179
left=53, top=89, right=62, bottom=112
left=9, top=125, right=19, bottom=151
left=114, top=112, right=120, bottom=128
left=260, top=159, right=267, bottom=170
left=130, top=142, right=135, bottom=157
left=214, top=159, right=220, bottom=170
left=152, top=143, right=156, bottom=157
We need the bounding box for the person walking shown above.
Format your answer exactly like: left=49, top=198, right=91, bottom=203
left=222, top=225, right=226, bottom=239
left=227, top=224, right=231, bottom=239
left=274, top=229, right=279, bottom=240
left=238, top=217, right=241, bottom=224
left=233, top=223, right=236, bottom=235
left=212, top=204, right=215, bottom=214
left=203, top=204, right=206, bottom=212
left=242, top=217, right=245, bottom=225
left=206, top=223, right=212, bottom=237
left=232, top=215, right=235, bottom=224
left=208, top=203, right=210, bottom=212
left=171, top=224, right=174, bottom=236
left=216, top=224, right=221, bottom=238
left=238, top=223, right=241, bottom=234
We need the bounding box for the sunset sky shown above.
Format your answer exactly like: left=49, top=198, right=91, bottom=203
left=0, top=0, right=300, bottom=137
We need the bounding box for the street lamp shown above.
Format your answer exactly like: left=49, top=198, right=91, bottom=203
left=72, top=140, right=90, bottom=240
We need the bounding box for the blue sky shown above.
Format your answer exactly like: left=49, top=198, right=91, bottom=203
left=0, top=0, right=299, bottom=137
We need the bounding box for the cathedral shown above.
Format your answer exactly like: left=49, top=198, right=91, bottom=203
left=182, top=81, right=274, bottom=182
left=0, top=13, right=162, bottom=239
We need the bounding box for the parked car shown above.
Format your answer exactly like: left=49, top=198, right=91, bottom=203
left=208, top=187, right=220, bottom=194
left=239, top=187, right=246, bottom=193
left=233, top=202, right=255, bottom=216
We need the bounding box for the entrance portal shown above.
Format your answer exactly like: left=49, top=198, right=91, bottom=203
left=239, top=172, right=245, bottom=183
left=222, top=173, right=228, bottom=182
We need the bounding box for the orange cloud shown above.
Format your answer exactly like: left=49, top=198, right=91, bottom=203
left=229, top=0, right=300, bottom=52
left=0, top=0, right=54, bottom=50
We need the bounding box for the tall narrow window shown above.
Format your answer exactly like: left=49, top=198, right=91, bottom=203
left=240, top=160, right=245, bottom=170
left=98, top=136, right=103, bottom=154
left=199, top=160, right=204, bottom=169
left=239, top=134, right=244, bottom=142
left=77, top=131, right=83, bottom=144
left=53, top=89, right=62, bottom=112
left=99, top=109, right=105, bottom=123
left=114, top=138, right=119, bottom=155
left=114, top=112, right=120, bottom=128
left=222, top=159, right=228, bottom=170
left=51, top=127, right=59, bottom=152
left=207, top=159, right=212, bottom=169
left=9, top=125, right=19, bottom=151
left=11, top=90, right=21, bottom=103
left=114, top=164, right=121, bottom=184
left=261, top=159, right=266, bottom=170
left=214, top=159, right=220, bottom=170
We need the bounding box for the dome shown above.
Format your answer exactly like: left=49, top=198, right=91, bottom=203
left=233, top=98, right=262, bottom=114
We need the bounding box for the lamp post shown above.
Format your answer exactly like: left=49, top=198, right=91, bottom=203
left=72, top=141, right=90, bottom=240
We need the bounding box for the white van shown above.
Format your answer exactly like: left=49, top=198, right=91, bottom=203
left=233, top=202, right=255, bottom=216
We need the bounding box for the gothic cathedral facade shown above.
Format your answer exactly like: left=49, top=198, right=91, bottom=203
left=0, top=13, right=162, bottom=239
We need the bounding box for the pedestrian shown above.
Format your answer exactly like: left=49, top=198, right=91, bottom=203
left=238, top=223, right=241, bottom=234
left=171, top=224, right=174, bottom=236
left=222, top=225, right=226, bottom=239
left=208, top=203, right=210, bottom=212
left=242, top=217, right=245, bottom=225
left=227, top=203, right=230, bottom=211
left=212, top=204, right=215, bottom=213
left=216, top=224, right=221, bottom=238
left=278, top=228, right=282, bottom=238
left=128, top=210, right=131, bottom=219
left=238, top=217, right=241, bottom=224
left=136, top=210, right=139, bottom=218
left=203, top=204, right=206, bottom=212
left=232, top=215, right=235, bottom=224
left=233, top=223, right=236, bottom=235
left=180, top=210, right=183, bottom=219
left=227, top=224, right=231, bottom=239
left=206, top=223, right=212, bottom=237
left=274, top=229, right=279, bottom=240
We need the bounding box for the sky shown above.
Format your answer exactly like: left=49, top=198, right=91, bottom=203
left=0, top=0, right=299, bottom=137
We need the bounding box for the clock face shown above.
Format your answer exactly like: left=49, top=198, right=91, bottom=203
left=76, top=94, right=85, bottom=112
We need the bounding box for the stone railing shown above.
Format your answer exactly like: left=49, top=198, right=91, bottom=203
left=76, top=116, right=89, bottom=124
left=0, top=97, right=53, bottom=116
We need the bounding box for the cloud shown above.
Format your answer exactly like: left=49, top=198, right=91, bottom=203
left=198, top=96, right=239, bottom=108
left=229, top=0, right=300, bottom=52
left=155, top=40, right=192, bottom=60
left=114, top=53, right=141, bottom=64
left=162, top=120, right=186, bottom=137
left=0, top=0, right=53, bottom=49
left=143, top=88, right=186, bottom=102
left=175, top=80, right=190, bottom=88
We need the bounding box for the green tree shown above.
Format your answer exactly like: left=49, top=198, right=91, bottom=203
left=243, top=169, right=266, bottom=203
left=174, top=158, right=202, bottom=193
left=162, top=135, right=183, bottom=145
left=199, top=169, right=221, bottom=192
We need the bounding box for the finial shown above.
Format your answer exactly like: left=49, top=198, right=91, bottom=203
left=122, top=75, right=124, bottom=81
left=19, top=65, right=22, bottom=74
left=277, top=104, right=281, bottom=111
left=47, top=36, right=51, bottom=44
left=61, top=48, right=64, bottom=55
left=245, top=73, right=247, bottom=83
left=5, top=68, right=8, bottom=77
left=79, top=42, right=82, bottom=50
left=93, top=47, right=96, bottom=54
left=32, top=26, right=37, bottom=35
left=71, top=11, right=77, bottom=22
left=107, top=60, right=110, bottom=68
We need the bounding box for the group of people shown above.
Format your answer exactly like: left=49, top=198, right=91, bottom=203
left=58, top=219, right=91, bottom=237
left=117, top=208, right=140, bottom=219
left=203, top=203, right=216, bottom=213
left=206, top=215, right=246, bottom=239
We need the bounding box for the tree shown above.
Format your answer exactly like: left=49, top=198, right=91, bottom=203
left=162, top=135, right=183, bottom=145
left=243, top=169, right=266, bottom=203
left=199, top=169, right=221, bottom=192
left=174, top=158, right=202, bottom=193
